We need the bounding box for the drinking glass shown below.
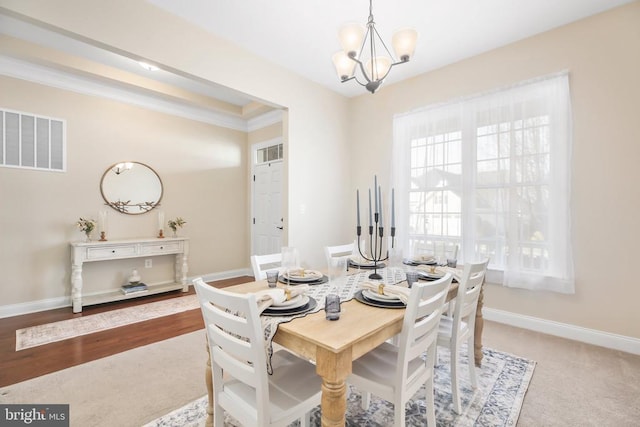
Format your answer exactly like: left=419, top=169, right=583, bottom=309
left=325, top=294, right=341, bottom=320
left=328, top=257, right=347, bottom=285
left=266, top=270, right=279, bottom=288
left=405, top=271, right=420, bottom=288
left=281, top=247, right=299, bottom=285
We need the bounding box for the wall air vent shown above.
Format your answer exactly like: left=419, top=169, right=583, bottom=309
left=1, top=108, right=66, bottom=172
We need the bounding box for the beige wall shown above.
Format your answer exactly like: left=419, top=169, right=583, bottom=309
left=0, top=76, right=248, bottom=303
left=0, top=0, right=351, bottom=311
left=248, top=122, right=282, bottom=145
left=349, top=2, right=640, bottom=339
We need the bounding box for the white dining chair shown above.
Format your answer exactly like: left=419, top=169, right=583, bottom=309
left=436, top=259, right=488, bottom=413
left=193, top=278, right=322, bottom=427
left=348, top=273, right=453, bottom=426
left=250, top=253, right=282, bottom=280
left=324, top=241, right=355, bottom=268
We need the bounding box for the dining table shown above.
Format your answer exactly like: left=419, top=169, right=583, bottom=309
left=202, top=268, right=485, bottom=427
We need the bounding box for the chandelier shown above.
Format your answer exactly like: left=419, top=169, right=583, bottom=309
left=332, top=0, right=418, bottom=94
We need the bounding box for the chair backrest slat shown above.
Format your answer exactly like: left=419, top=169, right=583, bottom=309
left=250, top=253, right=283, bottom=280
left=397, top=273, right=453, bottom=385
left=193, top=278, right=271, bottom=420
left=451, top=259, right=489, bottom=337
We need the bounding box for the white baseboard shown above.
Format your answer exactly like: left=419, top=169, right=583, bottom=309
left=0, top=268, right=254, bottom=319
left=483, top=307, right=640, bottom=356
left=0, top=296, right=72, bottom=319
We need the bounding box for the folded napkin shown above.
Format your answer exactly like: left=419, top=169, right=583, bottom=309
left=416, top=265, right=461, bottom=281
left=359, top=282, right=410, bottom=304
left=285, top=268, right=321, bottom=279
left=254, top=285, right=309, bottom=312
left=412, top=254, right=435, bottom=262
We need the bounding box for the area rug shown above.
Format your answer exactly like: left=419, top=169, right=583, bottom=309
left=15, top=294, right=199, bottom=350
left=145, top=346, right=536, bottom=427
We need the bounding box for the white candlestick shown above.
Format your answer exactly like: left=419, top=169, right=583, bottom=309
left=158, top=211, right=165, bottom=232
left=99, top=210, right=107, bottom=233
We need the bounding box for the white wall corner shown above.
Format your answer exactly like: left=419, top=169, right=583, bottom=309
left=483, top=307, right=640, bottom=356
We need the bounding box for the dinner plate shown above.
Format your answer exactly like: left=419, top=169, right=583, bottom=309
left=282, top=269, right=323, bottom=282
left=403, top=258, right=437, bottom=266
left=348, top=257, right=375, bottom=267
left=349, top=260, right=386, bottom=270
left=262, top=297, right=318, bottom=316
left=269, top=295, right=310, bottom=310
left=278, top=275, right=328, bottom=285
left=354, top=290, right=405, bottom=309
left=418, top=270, right=445, bottom=279
left=362, top=288, right=401, bottom=302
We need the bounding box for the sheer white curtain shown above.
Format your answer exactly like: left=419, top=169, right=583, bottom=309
left=392, top=73, right=574, bottom=293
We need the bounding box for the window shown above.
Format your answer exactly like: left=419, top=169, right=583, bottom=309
left=393, top=73, right=573, bottom=293
left=1, top=109, right=66, bottom=171
left=255, top=143, right=283, bottom=165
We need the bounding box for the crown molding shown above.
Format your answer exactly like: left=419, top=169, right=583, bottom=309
left=247, top=109, right=284, bottom=132
left=0, top=55, right=249, bottom=132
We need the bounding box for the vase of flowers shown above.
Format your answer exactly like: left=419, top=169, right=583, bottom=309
left=167, top=217, right=186, bottom=237
left=76, top=217, right=97, bottom=242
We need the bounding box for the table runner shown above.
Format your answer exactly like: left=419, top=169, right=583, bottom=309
left=261, top=268, right=406, bottom=373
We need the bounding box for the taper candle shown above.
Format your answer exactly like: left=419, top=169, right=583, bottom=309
left=374, top=175, right=378, bottom=214
left=378, top=186, right=383, bottom=225
left=368, top=189, right=373, bottom=227
left=391, top=188, right=395, bottom=228
left=356, top=189, right=361, bottom=227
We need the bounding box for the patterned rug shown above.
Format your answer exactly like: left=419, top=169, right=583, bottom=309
left=145, top=346, right=535, bottom=427
left=15, top=295, right=199, bottom=350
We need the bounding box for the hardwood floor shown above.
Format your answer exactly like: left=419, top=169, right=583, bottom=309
left=0, top=276, right=253, bottom=388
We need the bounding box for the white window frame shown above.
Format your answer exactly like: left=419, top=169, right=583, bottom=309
left=393, top=73, right=574, bottom=293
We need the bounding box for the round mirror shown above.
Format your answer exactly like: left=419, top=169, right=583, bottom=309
left=100, top=162, right=163, bottom=214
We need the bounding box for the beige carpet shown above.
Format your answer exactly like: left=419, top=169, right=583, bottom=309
left=15, top=295, right=199, bottom=350
left=4, top=320, right=639, bottom=426
left=1, top=330, right=209, bottom=426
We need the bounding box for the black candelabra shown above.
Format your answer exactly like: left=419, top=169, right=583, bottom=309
left=355, top=175, right=395, bottom=280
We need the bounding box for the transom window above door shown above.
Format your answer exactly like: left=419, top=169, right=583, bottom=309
left=256, top=143, right=283, bottom=164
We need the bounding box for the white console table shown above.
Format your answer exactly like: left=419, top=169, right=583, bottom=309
left=70, top=237, right=189, bottom=313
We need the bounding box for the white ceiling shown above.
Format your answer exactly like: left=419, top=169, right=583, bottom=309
left=148, top=0, right=634, bottom=97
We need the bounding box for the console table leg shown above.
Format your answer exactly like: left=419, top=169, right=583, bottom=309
left=71, top=263, right=83, bottom=313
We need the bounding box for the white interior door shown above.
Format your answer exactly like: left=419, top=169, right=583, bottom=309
left=252, top=156, right=283, bottom=256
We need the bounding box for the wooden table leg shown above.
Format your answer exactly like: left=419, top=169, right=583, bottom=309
left=316, top=347, right=352, bottom=427
left=474, top=283, right=485, bottom=367
left=205, top=341, right=213, bottom=427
